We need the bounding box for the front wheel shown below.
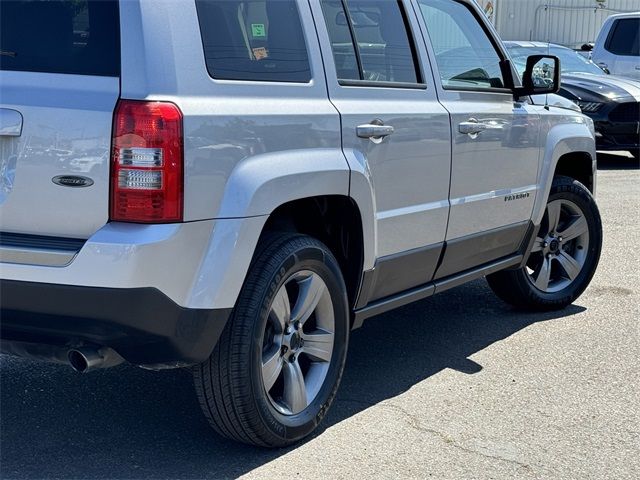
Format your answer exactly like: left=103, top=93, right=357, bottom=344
left=487, top=176, right=602, bottom=311
left=193, top=234, right=349, bottom=447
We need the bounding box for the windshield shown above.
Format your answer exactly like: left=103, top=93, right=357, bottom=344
left=506, top=44, right=605, bottom=76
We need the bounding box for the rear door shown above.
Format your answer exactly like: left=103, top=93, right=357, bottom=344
left=0, top=0, right=120, bottom=238
left=415, top=0, right=540, bottom=277
left=312, top=0, right=451, bottom=301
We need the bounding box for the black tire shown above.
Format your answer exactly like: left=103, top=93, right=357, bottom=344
left=487, top=176, right=602, bottom=311
left=193, top=233, right=349, bottom=447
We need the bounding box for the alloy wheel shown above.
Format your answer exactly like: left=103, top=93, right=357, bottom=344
left=261, top=270, right=335, bottom=415
left=526, top=199, right=590, bottom=293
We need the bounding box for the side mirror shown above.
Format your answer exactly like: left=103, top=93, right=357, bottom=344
left=515, top=55, right=561, bottom=97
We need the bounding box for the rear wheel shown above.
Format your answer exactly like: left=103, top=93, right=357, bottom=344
left=193, top=234, right=349, bottom=447
left=487, top=176, right=602, bottom=310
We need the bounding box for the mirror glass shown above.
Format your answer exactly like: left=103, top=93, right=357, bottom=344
left=527, top=56, right=557, bottom=91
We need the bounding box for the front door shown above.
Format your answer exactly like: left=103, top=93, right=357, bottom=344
left=415, top=0, right=541, bottom=277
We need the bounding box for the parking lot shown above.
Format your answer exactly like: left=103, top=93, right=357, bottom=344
left=1, top=153, right=638, bottom=480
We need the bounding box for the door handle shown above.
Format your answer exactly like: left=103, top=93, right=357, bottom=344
left=0, top=108, right=23, bottom=137
left=356, top=121, right=394, bottom=143
left=458, top=119, right=487, bottom=136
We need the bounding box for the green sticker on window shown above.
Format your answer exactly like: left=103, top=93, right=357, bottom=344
left=251, top=24, right=266, bottom=37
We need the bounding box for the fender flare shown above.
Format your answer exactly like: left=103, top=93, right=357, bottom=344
left=532, top=121, right=596, bottom=225
left=190, top=148, right=377, bottom=309
left=216, top=149, right=350, bottom=217
left=343, top=148, right=377, bottom=271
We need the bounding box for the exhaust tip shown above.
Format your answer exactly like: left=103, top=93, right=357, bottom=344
left=68, top=348, right=102, bottom=373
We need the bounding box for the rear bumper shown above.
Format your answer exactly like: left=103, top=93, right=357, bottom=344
left=0, top=280, right=231, bottom=368
left=0, top=217, right=268, bottom=310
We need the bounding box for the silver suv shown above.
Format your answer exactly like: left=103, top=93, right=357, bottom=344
left=0, top=0, right=602, bottom=447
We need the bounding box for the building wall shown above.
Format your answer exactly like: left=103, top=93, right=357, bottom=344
left=480, top=0, right=638, bottom=48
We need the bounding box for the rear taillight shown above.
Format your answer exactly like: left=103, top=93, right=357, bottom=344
left=110, top=100, right=183, bottom=223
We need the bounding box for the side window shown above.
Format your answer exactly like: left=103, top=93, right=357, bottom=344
left=418, top=0, right=504, bottom=90
left=605, top=18, right=640, bottom=56
left=321, top=0, right=421, bottom=85
left=195, top=0, right=311, bottom=82
left=0, top=0, right=120, bottom=77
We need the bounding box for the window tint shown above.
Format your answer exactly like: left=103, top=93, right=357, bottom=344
left=0, top=0, right=120, bottom=76
left=321, top=0, right=421, bottom=84
left=606, top=18, right=640, bottom=56
left=418, top=0, right=504, bottom=89
left=196, top=0, right=311, bottom=83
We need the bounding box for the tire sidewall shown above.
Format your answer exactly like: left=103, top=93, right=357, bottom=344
left=249, top=241, right=349, bottom=443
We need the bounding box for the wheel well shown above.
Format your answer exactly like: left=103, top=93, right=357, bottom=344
left=260, top=196, right=364, bottom=311
left=554, top=152, right=594, bottom=192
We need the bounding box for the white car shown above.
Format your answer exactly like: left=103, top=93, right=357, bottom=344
left=592, top=12, right=640, bottom=80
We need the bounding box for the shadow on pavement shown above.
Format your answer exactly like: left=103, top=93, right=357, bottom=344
left=596, top=151, right=639, bottom=170
left=0, top=280, right=586, bottom=479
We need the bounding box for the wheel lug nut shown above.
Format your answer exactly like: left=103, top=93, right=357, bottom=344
left=543, top=241, right=548, bottom=248
left=289, top=354, right=296, bottom=363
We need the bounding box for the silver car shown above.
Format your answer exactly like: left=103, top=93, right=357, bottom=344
left=0, top=0, right=602, bottom=447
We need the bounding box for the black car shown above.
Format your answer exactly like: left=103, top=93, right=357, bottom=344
left=506, top=41, right=640, bottom=159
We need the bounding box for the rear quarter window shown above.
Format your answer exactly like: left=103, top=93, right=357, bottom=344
left=0, top=0, right=120, bottom=77
left=195, top=0, right=312, bottom=83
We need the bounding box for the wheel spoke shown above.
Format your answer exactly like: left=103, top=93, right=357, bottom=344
left=531, top=236, right=545, bottom=252
left=262, top=349, right=283, bottom=392
left=534, top=257, right=552, bottom=290
left=557, top=251, right=582, bottom=280
left=271, top=286, right=290, bottom=331
left=546, top=201, right=562, bottom=233
left=283, top=359, right=307, bottom=413
left=301, top=330, right=334, bottom=363
left=557, top=215, right=588, bottom=242
left=290, top=273, right=326, bottom=326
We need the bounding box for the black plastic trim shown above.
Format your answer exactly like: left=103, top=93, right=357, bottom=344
left=354, top=269, right=376, bottom=310
left=353, top=254, right=522, bottom=326
left=367, top=243, right=443, bottom=302
left=0, top=232, right=85, bottom=252
left=353, top=283, right=435, bottom=328
left=338, top=79, right=427, bottom=90
left=0, top=280, right=231, bottom=368
left=434, top=221, right=529, bottom=279
left=433, top=254, right=522, bottom=294
left=442, top=85, right=513, bottom=94
left=516, top=221, right=541, bottom=269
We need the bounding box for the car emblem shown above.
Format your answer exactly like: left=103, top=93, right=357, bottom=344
left=52, top=175, right=94, bottom=188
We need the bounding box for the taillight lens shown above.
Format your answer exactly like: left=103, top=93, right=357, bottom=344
left=110, top=100, right=183, bottom=222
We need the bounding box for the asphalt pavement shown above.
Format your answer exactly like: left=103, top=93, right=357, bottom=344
left=1, top=153, right=638, bottom=479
